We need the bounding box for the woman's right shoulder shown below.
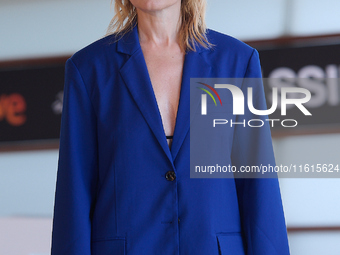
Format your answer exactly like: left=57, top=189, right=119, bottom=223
left=68, top=33, right=121, bottom=70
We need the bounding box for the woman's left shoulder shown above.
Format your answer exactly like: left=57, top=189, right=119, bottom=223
left=205, top=29, right=256, bottom=56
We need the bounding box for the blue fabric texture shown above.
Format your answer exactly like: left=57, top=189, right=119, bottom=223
left=51, top=25, right=290, bottom=255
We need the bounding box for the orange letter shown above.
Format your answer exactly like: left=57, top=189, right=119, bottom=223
left=7, top=94, right=27, bottom=126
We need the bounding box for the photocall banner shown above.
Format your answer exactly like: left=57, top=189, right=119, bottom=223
left=0, top=63, right=64, bottom=144
left=0, top=42, right=339, bottom=146
left=260, top=43, right=340, bottom=134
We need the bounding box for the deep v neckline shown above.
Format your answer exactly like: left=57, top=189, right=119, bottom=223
left=139, top=44, right=186, bottom=152
left=118, top=25, right=212, bottom=163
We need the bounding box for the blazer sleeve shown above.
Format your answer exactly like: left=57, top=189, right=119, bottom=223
left=51, top=58, right=98, bottom=255
left=231, top=49, right=290, bottom=255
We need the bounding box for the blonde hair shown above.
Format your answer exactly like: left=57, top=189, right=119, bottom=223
left=106, top=0, right=212, bottom=52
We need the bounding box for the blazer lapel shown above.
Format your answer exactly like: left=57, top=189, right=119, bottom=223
left=118, top=26, right=174, bottom=165
left=118, top=26, right=212, bottom=165
left=171, top=47, right=212, bottom=161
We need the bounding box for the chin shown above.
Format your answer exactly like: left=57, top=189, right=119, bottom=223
left=130, top=0, right=180, bottom=12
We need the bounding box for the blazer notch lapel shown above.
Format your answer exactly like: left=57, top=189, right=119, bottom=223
left=116, top=25, right=140, bottom=56
left=171, top=50, right=212, bottom=161
left=118, top=29, right=174, bottom=165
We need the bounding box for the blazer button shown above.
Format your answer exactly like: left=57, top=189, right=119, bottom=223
left=165, top=171, right=176, bottom=181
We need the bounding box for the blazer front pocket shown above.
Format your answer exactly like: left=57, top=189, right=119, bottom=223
left=216, top=232, right=245, bottom=255
left=91, top=237, right=126, bottom=255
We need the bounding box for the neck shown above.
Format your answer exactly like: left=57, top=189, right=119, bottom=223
left=136, top=3, right=182, bottom=47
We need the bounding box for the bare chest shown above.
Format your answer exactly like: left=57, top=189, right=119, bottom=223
left=142, top=48, right=185, bottom=139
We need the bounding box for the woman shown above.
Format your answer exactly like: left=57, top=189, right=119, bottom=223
left=51, top=0, right=290, bottom=254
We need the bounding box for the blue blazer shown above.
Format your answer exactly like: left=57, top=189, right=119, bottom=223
left=51, top=26, right=290, bottom=255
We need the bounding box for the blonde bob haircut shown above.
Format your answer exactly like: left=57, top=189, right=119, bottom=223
left=106, top=0, right=212, bottom=52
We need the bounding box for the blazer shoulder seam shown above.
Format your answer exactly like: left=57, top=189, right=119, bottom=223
left=68, top=58, right=98, bottom=119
